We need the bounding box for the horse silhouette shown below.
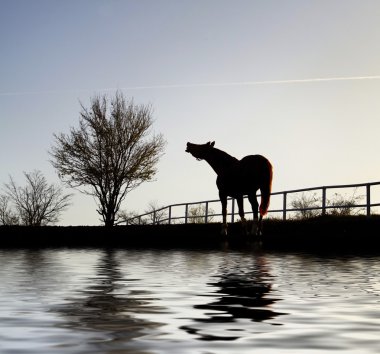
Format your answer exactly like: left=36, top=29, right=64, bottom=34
left=186, top=141, right=273, bottom=236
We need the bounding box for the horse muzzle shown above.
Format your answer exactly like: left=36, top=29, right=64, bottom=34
left=185, top=142, right=192, bottom=153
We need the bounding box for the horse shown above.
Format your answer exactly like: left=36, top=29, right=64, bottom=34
left=186, top=141, right=273, bottom=236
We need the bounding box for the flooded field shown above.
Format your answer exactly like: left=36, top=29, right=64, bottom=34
left=0, top=249, right=379, bottom=353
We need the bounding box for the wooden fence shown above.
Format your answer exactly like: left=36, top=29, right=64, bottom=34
left=126, top=181, right=380, bottom=225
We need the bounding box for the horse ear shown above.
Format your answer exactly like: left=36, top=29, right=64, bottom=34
left=210, top=141, right=215, bottom=147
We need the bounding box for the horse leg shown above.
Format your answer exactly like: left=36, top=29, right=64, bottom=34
left=236, top=196, right=247, bottom=234
left=248, top=194, right=260, bottom=236
left=258, top=214, right=263, bottom=236
left=220, top=192, right=228, bottom=236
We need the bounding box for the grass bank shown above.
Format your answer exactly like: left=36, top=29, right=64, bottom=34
left=0, top=215, right=379, bottom=253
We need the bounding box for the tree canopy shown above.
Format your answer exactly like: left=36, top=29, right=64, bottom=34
left=50, top=92, right=166, bottom=226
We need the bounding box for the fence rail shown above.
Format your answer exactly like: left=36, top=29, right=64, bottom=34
left=125, top=181, right=380, bottom=225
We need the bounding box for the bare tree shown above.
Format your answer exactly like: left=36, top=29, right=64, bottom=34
left=144, top=201, right=168, bottom=224
left=327, top=191, right=363, bottom=216
left=0, top=195, right=19, bottom=225
left=115, top=210, right=147, bottom=225
left=291, top=190, right=363, bottom=219
left=188, top=204, right=215, bottom=224
left=4, top=170, right=71, bottom=226
left=50, top=92, right=166, bottom=227
left=291, top=193, right=320, bottom=219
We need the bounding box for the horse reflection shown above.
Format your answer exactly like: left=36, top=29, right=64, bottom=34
left=195, top=274, right=279, bottom=323
left=181, top=255, right=286, bottom=341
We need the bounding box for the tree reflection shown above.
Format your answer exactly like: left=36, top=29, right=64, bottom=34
left=52, top=250, right=163, bottom=350
left=181, top=254, right=286, bottom=341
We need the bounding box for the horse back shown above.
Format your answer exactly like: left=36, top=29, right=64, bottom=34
left=240, top=154, right=271, bottom=172
left=238, top=154, right=271, bottom=185
left=217, top=154, right=272, bottom=196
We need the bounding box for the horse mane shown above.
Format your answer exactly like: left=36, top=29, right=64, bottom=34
left=211, top=147, right=239, bottom=165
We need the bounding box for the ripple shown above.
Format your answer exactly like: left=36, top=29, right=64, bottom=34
left=0, top=249, right=380, bottom=353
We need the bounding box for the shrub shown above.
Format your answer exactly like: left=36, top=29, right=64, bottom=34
left=291, top=190, right=363, bottom=219
left=291, top=193, right=320, bottom=219
left=188, top=204, right=215, bottom=223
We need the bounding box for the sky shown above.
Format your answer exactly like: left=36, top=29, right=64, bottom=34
left=1, top=0, right=380, bottom=225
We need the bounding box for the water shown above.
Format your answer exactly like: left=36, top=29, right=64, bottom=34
left=0, top=249, right=379, bottom=353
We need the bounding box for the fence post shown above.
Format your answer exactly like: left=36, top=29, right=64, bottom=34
left=283, top=192, right=287, bottom=220
left=205, top=202, right=209, bottom=223
left=168, top=206, right=172, bottom=224
left=231, top=198, right=235, bottom=223
left=185, top=204, right=188, bottom=224
left=322, top=187, right=327, bottom=216
left=366, top=184, right=371, bottom=216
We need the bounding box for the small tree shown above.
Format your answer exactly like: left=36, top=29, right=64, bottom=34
left=0, top=195, right=19, bottom=225
left=3, top=170, right=71, bottom=226
left=50, top=92, right=166, bottom=227
left=144, top=201, right=167, bottom=224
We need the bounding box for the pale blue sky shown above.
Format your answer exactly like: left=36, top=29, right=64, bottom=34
left=1, top=0, right=380, bottom=225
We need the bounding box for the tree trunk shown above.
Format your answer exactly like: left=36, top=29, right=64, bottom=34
left=104, top=219, right=114, bottom=227
left=104, top=208, right=115, bottom=227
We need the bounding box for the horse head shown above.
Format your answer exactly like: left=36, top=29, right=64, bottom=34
left=186, top=141, right=215, bottom=160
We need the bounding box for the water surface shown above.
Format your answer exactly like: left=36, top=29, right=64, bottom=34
left=0, top=249, right=379, bottom=353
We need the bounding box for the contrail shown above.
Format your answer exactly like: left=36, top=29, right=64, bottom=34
left=2, top=75, right=380, bottom=96
left=118, top=75, right=380, bottom=90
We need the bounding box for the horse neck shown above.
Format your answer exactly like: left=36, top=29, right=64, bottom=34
left=204, top=148, right=238, bottom=175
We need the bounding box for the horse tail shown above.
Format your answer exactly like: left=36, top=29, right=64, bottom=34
left=259, top=160, right=273, bottom=216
